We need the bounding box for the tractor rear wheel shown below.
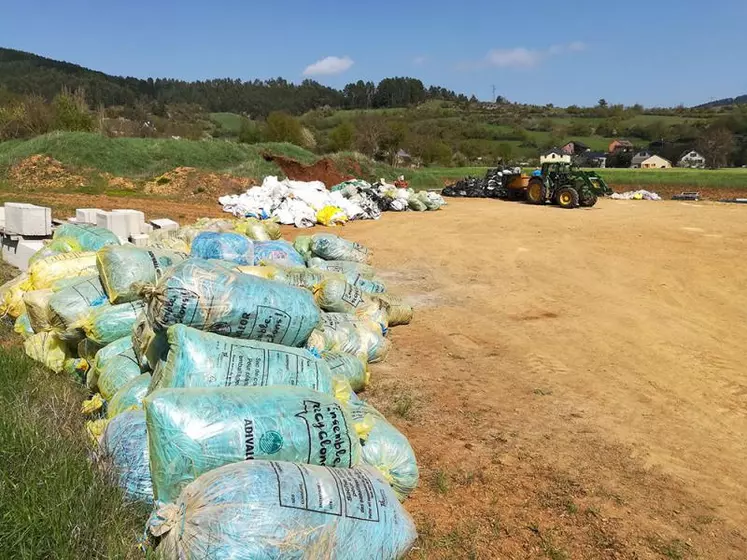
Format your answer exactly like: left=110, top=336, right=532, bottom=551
left=579, top=192, right=598, bottom=207
left=555, top=187, right=580, bottom=209
left=526, top=179, right=546, bottom=204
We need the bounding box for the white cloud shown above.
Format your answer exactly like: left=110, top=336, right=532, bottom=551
left=478, top=41, right=587, bottom=70
left=303, top=56, right=354, bottom=77
left=413, top=56, right=427, bottom=66
left=486, top=47, right=543, bottom=68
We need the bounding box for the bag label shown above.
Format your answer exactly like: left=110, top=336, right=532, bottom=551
left=239, top=305, right=292, bottom=344
left=159, top=286, right=200, bottom=326
left=341, top=284, right=364, bottom=309
left=296, top=400, right=354, bottom=468
left=222, top=343, right=321, bottom=389
left=270, top=461, right=381, bottom=522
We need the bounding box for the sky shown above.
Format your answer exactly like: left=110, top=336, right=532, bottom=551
left=1, top=0, right=746, bottom=107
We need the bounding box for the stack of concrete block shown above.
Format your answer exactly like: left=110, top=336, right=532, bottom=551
left=2, top=238, right=45, bottom=271
left=150, top=218, right=179, bottom=232
left=4, top=203, right=52, bottom=237
left=96, top=211, right=130, bottom=240
left=76, top=208, right=103, bottom=224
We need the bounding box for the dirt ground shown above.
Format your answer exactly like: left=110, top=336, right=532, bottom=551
left=319, top=199, right=747, bottom=559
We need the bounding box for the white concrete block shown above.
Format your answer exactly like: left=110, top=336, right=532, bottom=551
left=67, top=217, right=78, bottom=223
left=96, top=211, right=129, bottom=239
left=141, top=223, right=154, bottom=234
left=2, top=238, right=45, bottom=271
left=150, top=218, right=179, bottom=231
left=129, top=233, right=150, bottom=247
left=76, top=208, right=103, bottom=224
left=113, top=209, right=146, bottom=236
left=4, top=203, right=52, bottom=236
left=0, top=207, right=5, bottom=229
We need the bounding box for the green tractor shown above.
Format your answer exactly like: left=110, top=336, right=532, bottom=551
left=526, top=162, right=612, bottom=208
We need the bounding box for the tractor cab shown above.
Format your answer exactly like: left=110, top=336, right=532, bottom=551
left=526, top=162, right=612, bottom=208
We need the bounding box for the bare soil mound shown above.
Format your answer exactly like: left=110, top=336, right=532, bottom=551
left=8, top=155, right=87, bottom=190
left=144, top=167, right=255, bottom=200
left=264, top=153, right=352, bottom=187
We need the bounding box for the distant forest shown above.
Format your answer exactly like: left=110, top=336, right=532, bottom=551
left=0, top=48, right=473, bottom=116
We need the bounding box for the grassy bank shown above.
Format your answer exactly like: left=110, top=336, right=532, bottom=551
left=0, top=260, right=148, bottom=558
left=1, top=132, right=746, bottom=191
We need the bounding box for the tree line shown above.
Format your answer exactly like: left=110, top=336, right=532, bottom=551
left=0, top=48, right=465, bottom=116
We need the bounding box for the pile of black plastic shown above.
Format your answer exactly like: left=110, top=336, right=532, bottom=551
left=442, top=168, right=511, bottom=198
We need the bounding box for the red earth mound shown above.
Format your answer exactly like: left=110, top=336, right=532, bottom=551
left=264, top=154, right=353, bottom=188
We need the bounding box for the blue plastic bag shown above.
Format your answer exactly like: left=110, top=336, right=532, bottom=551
left=87, top=336, right=141, bottom=391
left=323, top=350, right=369, bottom=392
left=48, top=275, right=109, bottom=328
left=190, top=232, right=254, bottom=265
left=145, top=386, right=362, bottom=503
left=149, top=324, right=343, bottom=399
left=100, top=410, right=153, bottom=504
left=309, top=234, right=371, bottom=264
left=253, top=240, right=306, bottom=267
left=148, top=461, right=417, bottom=559
left=144, top=259, right=320, bottom=347
left=307, top=257, right=375, bottom=279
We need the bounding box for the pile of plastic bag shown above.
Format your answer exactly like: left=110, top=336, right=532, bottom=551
left=219, top=176, right=445, bottom=228
left=1, top=218, right=420, bottom=559
left=442, top=167, right=520, bottom=198
left=610, top=189, right=662, bottom=200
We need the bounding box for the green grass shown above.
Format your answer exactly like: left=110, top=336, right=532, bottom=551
left=0, top=306, right=149, bottom=556
left=209, top=112, right=247, bottom=135
left=589, top=167, right=747, bottom=188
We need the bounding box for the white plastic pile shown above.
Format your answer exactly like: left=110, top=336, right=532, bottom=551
left=219, top=176, right=445, bottom=228
left=610, top=189, right=662, bottom=201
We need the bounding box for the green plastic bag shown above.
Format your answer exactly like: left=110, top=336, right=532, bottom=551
left=312, top=277, right=383, bottom=319
left=347, top=398, right=419, bottom=501
left=145, top=386, right=362, bottom=503
left=48, top=275, right=109, bottom=328
left=149, top=325, right=346, bottom=401
left=53, top=222, right=120, bottom=251
left=144, top=259, right=320, bottom=348
left=148, top=461, right=417, bottom=560
left=78, top=300, right=145, bottom=345
left=98, top=357, right=143, bottom=401
left=307, top=313, right=391, bottom=363
left=323, top=350, right=369, bottom=392
left=97, top=245, right=188, bottom=304
left=107, top=373, right=151, bottom=418
left=100, top=410, right=153, bottom=504
left=87, top=336, right=140, bottom=391
left=307, top=257, right=375, bottom=279
left=309, top=234, right=372, bottom=264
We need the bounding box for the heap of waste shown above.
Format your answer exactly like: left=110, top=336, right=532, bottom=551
left=610, top=189, right=662, bottom=200
left=442, top=167, right=521, bottom=198
left=1, top=217, right=420, bottom=559
left=219, top=176, right=445, bottom=228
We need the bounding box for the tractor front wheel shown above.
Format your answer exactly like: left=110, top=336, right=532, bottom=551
left=555, top=187, right=580, bottom=209
left=579, top=192, right=598, bottom=207
left=526, top=179, right=546, bottom=204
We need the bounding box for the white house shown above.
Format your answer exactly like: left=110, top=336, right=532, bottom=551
left=540, top=148, right=571, bottom=164
left=678, top=150, right=706, bottom=169
left=640, top=155, right=672, bottom=169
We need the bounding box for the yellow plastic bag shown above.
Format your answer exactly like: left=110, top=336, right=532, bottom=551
left=28, top=251, right=97, bottom=290
left=23, top=331, right=70, bottom=373
left=0, top=273, right=30, bottom=318
left=316, top=205, right=348, bottom=226
left=22, top=289, right=60, bottom=332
